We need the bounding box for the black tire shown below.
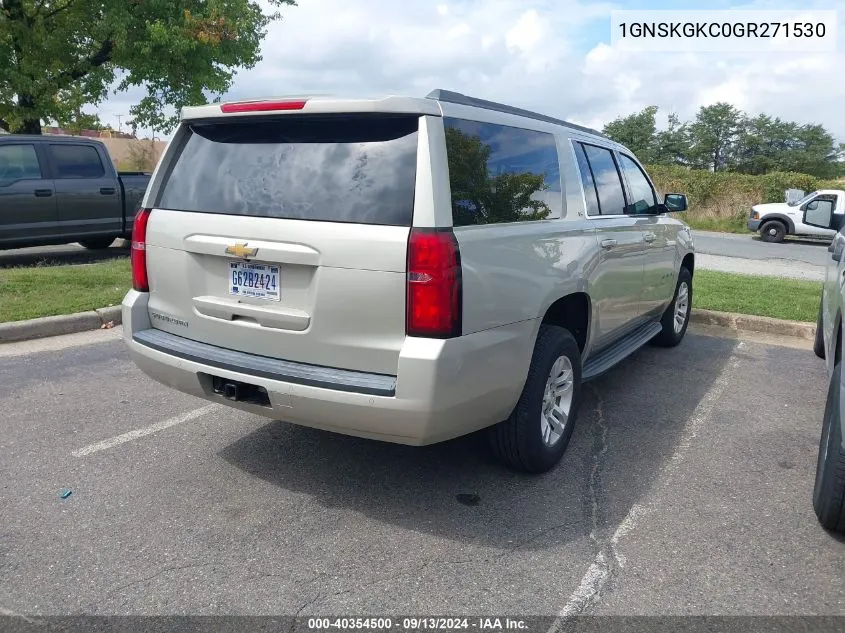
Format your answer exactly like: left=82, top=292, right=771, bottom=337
left=651, top=267, right=692, bottom=348
left=760, top=220, right=787, bottom=243
left=813, top=362, right=845, bottom=532
left=815, top=296, right=826, bottom=360
left=79, top=236, right=116, bottom=250
left=488, top=325, right=582, bottom=474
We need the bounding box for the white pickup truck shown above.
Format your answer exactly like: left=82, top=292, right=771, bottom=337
left=748, top=189, right=845, bottom=243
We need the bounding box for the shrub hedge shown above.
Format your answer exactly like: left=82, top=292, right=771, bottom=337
left=645, top=164, right=844, bottom=226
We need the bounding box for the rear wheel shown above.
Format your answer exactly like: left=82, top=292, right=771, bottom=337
left=488, top=325, right=582, bottom=474
left=651, top=267, right=692, bottom=348
left=760, top=220, right=786, bottom=243
left=815, top=296, right=826, bottom=360
left=813, top=362, right=845, bottom=532
left=79, top=236, right=116, bottom=250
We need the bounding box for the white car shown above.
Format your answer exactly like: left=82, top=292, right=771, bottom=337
left=122, top=89, right=694, bottom=473
left=748, top=189, right=845, bottom=243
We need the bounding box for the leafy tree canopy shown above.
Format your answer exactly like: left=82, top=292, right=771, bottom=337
left=0, top=0, right=295, bottom=134
left=602, top=103, right=843, bottom=178
left=602, top=105, right=658, bottom=164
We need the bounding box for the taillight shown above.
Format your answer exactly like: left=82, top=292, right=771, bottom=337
left=220, top=99, right=307, bottom=113
left=406, top=228, right=462, bottom=338
left=131, top=208, right=152, bottom=292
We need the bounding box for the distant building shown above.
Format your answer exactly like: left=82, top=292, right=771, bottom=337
left=42, top=126, right=135, bottom=139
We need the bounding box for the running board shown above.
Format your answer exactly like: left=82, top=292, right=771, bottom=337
left=582, top=320, right=663, bottom=381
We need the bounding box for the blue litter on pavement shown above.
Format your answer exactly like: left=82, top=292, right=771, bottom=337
left=59, top=489, right=72, bottom=499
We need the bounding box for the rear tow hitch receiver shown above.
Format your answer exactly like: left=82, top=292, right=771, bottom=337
left=210, top=375, right=271, bottom=407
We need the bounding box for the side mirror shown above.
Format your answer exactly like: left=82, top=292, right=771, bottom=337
left=804, top=202, right=836, bottom=229
left=664, top=193, right=688, bottom=212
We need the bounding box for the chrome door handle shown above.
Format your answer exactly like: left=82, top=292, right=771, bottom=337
left=600, top=238, right=617, bottom=249
left=643, top=232, right=656, bottom=243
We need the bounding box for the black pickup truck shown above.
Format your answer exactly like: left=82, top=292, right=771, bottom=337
left=0, top=135, right=152, bottom=250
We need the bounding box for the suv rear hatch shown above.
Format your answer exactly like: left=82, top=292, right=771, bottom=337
left=142, top=112, right=421, bottom=376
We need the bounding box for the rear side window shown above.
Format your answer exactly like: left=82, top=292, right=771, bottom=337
left=444, top=118, right=561, bottom=226
left=573, top=143, right=600, bottom=217
left=618, top=153, right=657, bottom=213
left=580, top=144, right=626, bottom=216
left=49, top=144, right=105, bottom=179
left=155, top=115, right=419, bottom=226
left=0, top=144, right=42, bottom=184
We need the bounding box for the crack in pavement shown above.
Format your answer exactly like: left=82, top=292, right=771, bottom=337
left=548, top=343, right=744, bottom=632
left=90, top=561, right=217, bottom=612
left=554, top=388, right=627, bottom=621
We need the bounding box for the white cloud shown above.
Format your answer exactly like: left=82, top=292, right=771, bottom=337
left=505, top=10, right=544, bottom=52
left=102, top=0, right=845, bottom=142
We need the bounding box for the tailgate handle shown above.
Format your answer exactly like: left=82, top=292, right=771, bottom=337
left=193, top=296, right=310, bottom=331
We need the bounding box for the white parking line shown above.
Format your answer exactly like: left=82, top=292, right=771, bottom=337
left=548, top=344, right=744, bottom=628
left=71, top=404, right=219, bottom=457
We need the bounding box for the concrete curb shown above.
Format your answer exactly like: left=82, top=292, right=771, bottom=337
left=690, top=309, right=815, bottom=340
left=0, top=306, right=122, bottom=344
left=0, top=304, right=815, bottom=345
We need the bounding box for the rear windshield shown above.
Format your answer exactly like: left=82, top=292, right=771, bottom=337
left=155, top=115, right=419, bottom=226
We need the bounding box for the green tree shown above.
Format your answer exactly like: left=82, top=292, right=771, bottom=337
left=602, top=105, right=659, bottom=163
left=445, top=127, right=551, bottom=225
left=0, top=0, right=294, bottom=134
left=54, top=87, right=104, bottom=134
left=783, top=124, right=841, bottom=178
left=733, top=115, right=841, bottom=178
left=654, top=112, right=690, bottom=166
left=687, top=103, right=744, bottom=172
left=734, top=114, right=792, bottom=175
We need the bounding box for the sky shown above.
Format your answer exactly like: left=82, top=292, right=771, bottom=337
left=97, top=0, right=845, bottom=142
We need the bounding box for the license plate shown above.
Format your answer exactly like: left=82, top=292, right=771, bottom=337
left=228, top=262, right=280, bottom=301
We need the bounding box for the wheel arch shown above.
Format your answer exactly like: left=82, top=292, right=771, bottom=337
left=760, top=214, right=795, bottom=234
left=681, top=252, right=694, bottom=276
left=540, top=292, right=591, bottom=355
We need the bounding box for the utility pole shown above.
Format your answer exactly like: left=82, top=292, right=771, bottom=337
left=114, top=114, right=124, bottom=133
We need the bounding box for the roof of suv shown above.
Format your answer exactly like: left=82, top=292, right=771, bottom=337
left=181, top=89, right=607, bottom=138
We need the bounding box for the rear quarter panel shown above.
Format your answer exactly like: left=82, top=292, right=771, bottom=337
left=428, top=108, right=602, bottom=342
left=455, top=221, right=598, bottom=335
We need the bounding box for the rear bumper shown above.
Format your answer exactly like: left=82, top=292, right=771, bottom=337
left=122, top=290, right=534, bottom=445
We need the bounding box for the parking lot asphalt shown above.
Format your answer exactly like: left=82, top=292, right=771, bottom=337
left=0, top=326, right=842, bottom=617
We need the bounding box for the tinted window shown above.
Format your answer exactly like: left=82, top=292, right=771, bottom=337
left=156, top=115, right=419, bottom=226
left=619, top=154, right=657, bottom=213
left=444, top=117, right=561, bottom=226
left=573, top=142, right=600, bottom=217
left=0, top=144, right=42, bottom=184
left=50, top=144, right=105, bottom=179
left=582, top=144, right=626, bottom=216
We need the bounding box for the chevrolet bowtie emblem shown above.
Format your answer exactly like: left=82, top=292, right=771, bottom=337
left=225, top=242, right=258, bottom=259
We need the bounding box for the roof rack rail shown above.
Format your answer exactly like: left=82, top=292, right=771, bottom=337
left=426, top=89, right=606, bottom=138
